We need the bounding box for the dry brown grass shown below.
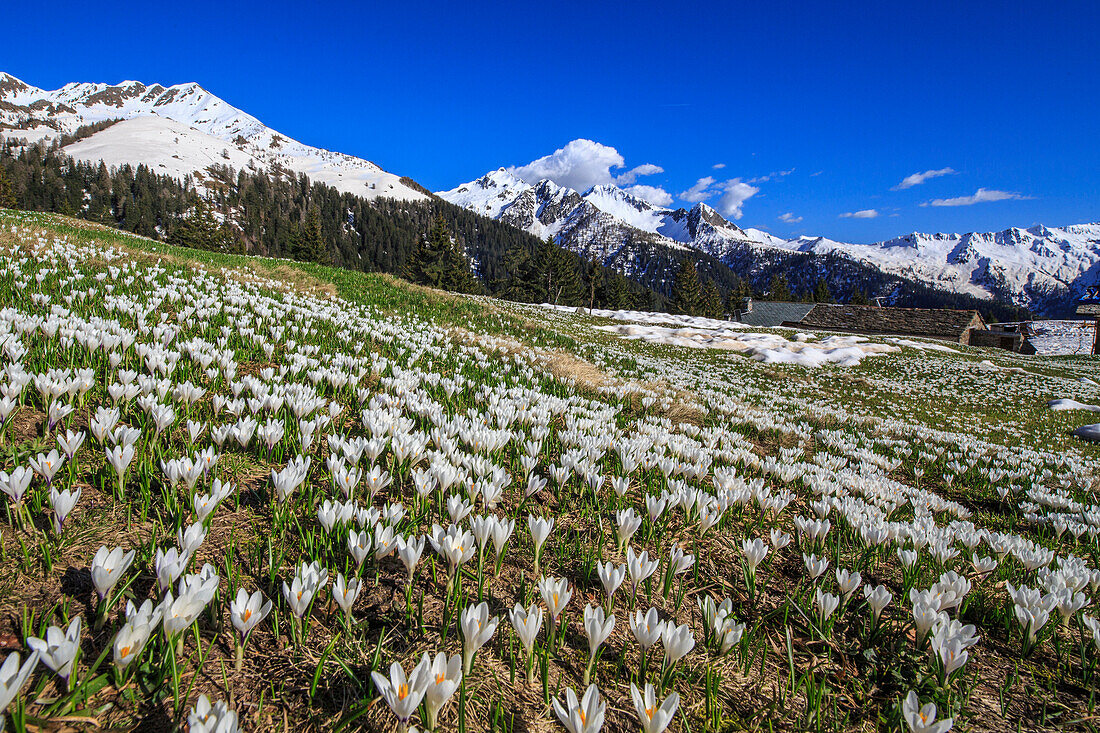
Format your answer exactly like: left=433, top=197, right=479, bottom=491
left=375, top=273, right=471, bottom=309
left=542, top=351, right=609, bottom=392
left=255, top=264, right=337, bottom=299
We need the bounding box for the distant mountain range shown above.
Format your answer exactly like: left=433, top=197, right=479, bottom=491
left=2, top=71, right=1097, bottom=317
left=0, top=72, right=427, bottom=202
left=439, top=169, right=1100, bottom=317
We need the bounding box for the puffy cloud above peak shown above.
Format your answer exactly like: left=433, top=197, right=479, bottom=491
left=678, top=176, right=758, bottom=219
left=679, top=176, right=716, bottom=203
left=623, top=184, right=673, bottom=207
left=839, top=209, right=879, bottom=219
left=615, top=163, right=664, bottom=186
left=508, top=138, right=662, bottom=193
left=715, top=180, right=759, bottom=220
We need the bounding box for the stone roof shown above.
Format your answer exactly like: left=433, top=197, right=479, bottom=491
left=734, top=301, right=816, bottom=327
left=787, top=304, right=985, bottom=341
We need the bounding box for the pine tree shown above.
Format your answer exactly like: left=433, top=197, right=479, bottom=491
left=848, top=286, right=870, bottom=305
left=0, top=167, right=19, bottom=209
left=405, top=214, right=449, bottom=287
left=671, top=258, right=703, bottom=315
left=405, top=214, right=481, bottom=294
left=529, top=234, right=583, bottom=306
left=813, top=278, right=833, bottom=303
left=440, top=235, right=481, bottom=295
left=766, top=273, right=791, bottom=301
left=701, top=279, right=724, bottom=319
left=168, top=199, right=236, bottom=252
left=585, top=255, right=603, bottom=312
left=299, top=206, right=328, bottom=264
left=604, top=270, right=630, bottom=310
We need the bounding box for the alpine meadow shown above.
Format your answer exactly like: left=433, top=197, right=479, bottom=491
left=1, top=2, right=1099, bottom=732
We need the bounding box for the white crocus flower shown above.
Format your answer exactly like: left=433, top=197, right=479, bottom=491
left=49, top=485, right=80, bottom=533
left=370, top=659, right=429, bottom=731
left=188, top=694, right=240, bottom=733
left=0, top=651, right=40, bottom=716
left=630, top=607, right=664, bottom=654
left=596, top=561, right=626, bottom=608
left=91, top=545, right=136, bottom=601
left=815, top=589, right=840, bottom=626
left=582, top=604, right=614, bottom=685
left=835, top=568, right=862, bottom=604
left=553, top=684, right=606, bottom=733
left=230, top=588, right=272, bottom=640
left=26, top=616, right=81, bottom=687
left=459, top=601, right=498, bottom=675
left=509, top=602, right=543, bottom=683
left=527, top=515, right=554, bottom=575
left=902, top=690, right=953, bottom=733
left=420, top=652, right=462, bottom=731
left=626, top=547, right=659, bottom=599
left=332, top=573, right=362, bottom=618
left=660, top=621, right=695, bottom=669
left=863, top=584, right=893, bottom=623
left=631, top=682, right=679, bottom=733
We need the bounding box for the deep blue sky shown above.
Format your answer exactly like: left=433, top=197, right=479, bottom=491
left=4, top=0, right=1098, bottom=241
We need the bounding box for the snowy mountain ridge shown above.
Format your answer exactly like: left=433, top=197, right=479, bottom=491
left=0, top=72, right=427, bottom=202
left=439, top=168, right=1100, bottom=315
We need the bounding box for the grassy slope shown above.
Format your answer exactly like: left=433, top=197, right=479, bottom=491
left=0, top=210, right=1098, bottom=733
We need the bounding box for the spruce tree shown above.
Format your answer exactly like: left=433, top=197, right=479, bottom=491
left=0, top=167, right=18, bottom=209
left=300, top=206, right=328, bottom=264
left=604, top=270, right=630, bottom=310
left=813, top=278, right=833, bottom=303
left=701, top=279, right=724, bottom=319
left=671, top=258, right=703, bottom=315
left=440, top=235, right=481, bottom=294
left=536, top=234, right=582, bottom=306
left=585, top=255, right=603, bottom=312
left=406, top=214, right=449, bottom=287
left=766, top=273, right=791, bottom=301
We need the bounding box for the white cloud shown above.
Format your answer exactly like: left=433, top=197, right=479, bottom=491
left=508, top=138, right=663, bottom=193
left=715, top=179, right=759, bottom=220
left=679, top=176, right=758, bottom=219
left=892, top=167, right=956, bottom=190
left=712, top=163, right=726, bottom=169
left=839, top=209, right=879, bottom=219
left=778, top=212, right=803, bottom=224
left=748, top=168, right=794, bottom=184
left=679, top=176, right=716, bottom=203
left=614, top=163, right=663, bottom=186
left=623, top=184, right=673, bottom=207
left=923, top=188, right=1029, bottom=207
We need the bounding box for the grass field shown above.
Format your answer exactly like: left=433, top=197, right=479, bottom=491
left=0, top=209, right=1098, bottom=733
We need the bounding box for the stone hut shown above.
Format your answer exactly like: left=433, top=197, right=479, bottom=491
left=783, top=303, right=986, bottom=344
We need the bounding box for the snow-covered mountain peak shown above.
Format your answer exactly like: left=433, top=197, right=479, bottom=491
left=439, top=166, right=1100, bottom=315
left=0, top=72, right=427, bottom=202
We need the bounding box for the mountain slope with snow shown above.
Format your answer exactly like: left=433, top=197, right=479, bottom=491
left=0, top=72, right=427, bottom=202
left=785, top=226, right=1100, bottom=314
left=439, top=169, right=1100, bottom=315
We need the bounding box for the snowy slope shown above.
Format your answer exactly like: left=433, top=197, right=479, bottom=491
left=63, top=116, right=257, bottom=182
left=0, top=72, right=427, bottom=202
left=440, top=167, right=1100, bottom=315
left=788, top=226, right=1100, bottom=312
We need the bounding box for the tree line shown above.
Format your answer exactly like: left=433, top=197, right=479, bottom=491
left=0, top=136, right=662, bottom=310
left=0, top=132, right=1030, bottom=322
